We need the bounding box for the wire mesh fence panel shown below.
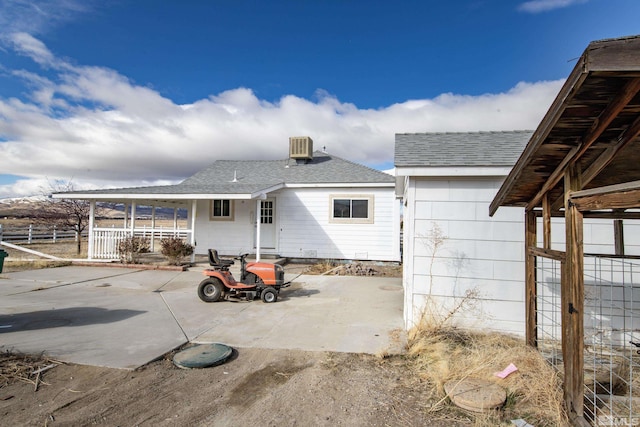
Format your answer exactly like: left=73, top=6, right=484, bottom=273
left=536, top=255, right=640, bottom=426
left=583, top=256, right=640, bottom=426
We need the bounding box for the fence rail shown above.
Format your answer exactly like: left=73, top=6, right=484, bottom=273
left=91, top=227, right=191, bottom=259
left=0, top=224, right=85, bottom=243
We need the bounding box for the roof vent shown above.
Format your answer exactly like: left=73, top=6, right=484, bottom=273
left=289, top=136, right=313, bottom=161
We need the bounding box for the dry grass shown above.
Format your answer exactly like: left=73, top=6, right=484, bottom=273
left=1, top=241, right=82, bottom=272
left=406, top=320, right=569, bottom=426
left=0, top=352, right=62, bottom=389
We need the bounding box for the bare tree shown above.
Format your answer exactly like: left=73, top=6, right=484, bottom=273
left=34, top=180, right=94, bottom=255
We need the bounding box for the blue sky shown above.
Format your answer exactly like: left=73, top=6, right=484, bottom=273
left=0, top=0, right=638, bottom=198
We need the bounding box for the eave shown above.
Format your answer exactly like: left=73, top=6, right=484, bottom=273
left=490, top=35, right=640, bottom=216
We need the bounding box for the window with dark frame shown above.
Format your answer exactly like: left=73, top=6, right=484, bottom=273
left=333, top=198, right=369, bottom=219
left=210, top=199, right=233, bottom=220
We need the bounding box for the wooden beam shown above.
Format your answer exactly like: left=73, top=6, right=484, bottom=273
left=542, top=193, right=551, bottom=250
left=573, top=77, right=640, bottom=160
left=571, top=188, right=640, bottom=211
left=582, top=113, right=640, bottom=186
left=526, top=146, right=580, bottom=212
left=525, top=210, right=538, bottom=348
left=529, top=246, right=566, bottom=262
left=563, top=163, right=585, bottom=418
left=548, top=79, right=640, bottom=212
left=583, top=211, right=640, bottom=220
left=571, top=179, right=640, bottom=198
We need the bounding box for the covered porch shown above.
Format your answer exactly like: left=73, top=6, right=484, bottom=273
left=55, top=185, right=284, bottom=262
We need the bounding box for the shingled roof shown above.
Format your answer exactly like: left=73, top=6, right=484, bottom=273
left=394, top=131, right=533, bottom=168
left=183, top=151, right=393, bottom=188
left=57, top=151, right=393, bottom=200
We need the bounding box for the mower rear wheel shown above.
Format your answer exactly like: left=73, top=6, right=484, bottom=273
left=198, top=279, right=224, bottom=302
left=261, top=287, right=278, bottom=303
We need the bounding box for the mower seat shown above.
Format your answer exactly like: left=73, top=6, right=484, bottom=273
left=208, top=249, right=234, bottom=269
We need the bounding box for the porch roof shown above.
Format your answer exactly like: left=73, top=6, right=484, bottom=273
left=490, top=35, right=640, bottom=216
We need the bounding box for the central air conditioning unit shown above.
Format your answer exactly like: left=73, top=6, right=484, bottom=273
left=289, top=136, right=313, bottom=161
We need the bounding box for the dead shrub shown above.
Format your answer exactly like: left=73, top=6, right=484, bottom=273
left=117, top=236, right=150, bottom=264
left=160, top=237, right=194, bottom=265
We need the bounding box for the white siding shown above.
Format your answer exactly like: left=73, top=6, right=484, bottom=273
left=193, top=187, right=400, bottom=261
left=277, top=187, right=400, bottom=261
left=403, top=175, right=640, bottom=336
left=403, top=176, right=525, bottom=334
left=193, top=199, right=255, bottom=256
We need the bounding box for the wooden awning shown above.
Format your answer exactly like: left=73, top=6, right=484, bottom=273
left=490, top=35, right=640, bottom=216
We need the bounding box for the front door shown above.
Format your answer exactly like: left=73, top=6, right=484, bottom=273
left=256, top=198, right=277, bottom=249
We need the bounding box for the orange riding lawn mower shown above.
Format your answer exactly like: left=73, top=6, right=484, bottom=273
left=197, top=249, right=291, bottom=303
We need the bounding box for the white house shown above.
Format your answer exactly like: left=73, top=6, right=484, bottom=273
left=395, top=131, right=533, bottom=334
left=57, top=137, right=401, bottom=262
left=396, top=130, right=640, bottom=335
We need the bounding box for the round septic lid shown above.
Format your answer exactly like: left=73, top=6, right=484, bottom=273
left=173, top=343, right=233, bottom=369
left=444, top=378, right=506, bottom=412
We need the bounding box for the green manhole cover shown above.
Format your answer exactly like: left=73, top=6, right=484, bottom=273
left=173, top=343, right=233, bottom=369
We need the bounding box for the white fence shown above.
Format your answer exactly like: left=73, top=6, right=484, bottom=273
left=91, top=226, right=191, bottom=259
left=0, top=224, right=84, bottom=243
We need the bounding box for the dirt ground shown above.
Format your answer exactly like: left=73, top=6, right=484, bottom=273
left=0, top=242, right=524, bottom=426
left=0, top=348, right=473, bottom=427
left=0, top=245, right=454, bottom=426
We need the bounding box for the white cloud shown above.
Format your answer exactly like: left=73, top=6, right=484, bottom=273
left=0, top=35, right=564, bottom=198
left=518, top=0, right=588, bottom=13
left=7, top=32, right=57, bottom=66
left=0, top=0, right=93, bottom=35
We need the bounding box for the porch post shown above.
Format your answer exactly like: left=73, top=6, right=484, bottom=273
left=255, top=199, right=261, bottom=262
left=563, top=163, right=584, bottom=419
left=123, top=203, right=129, bottom=229
left=525, top=209, right=537, bottom=348
left=130, top=202, right=136, bottom=236
left=150, top=205, right=156, bottom=252
left=190, top=200, right=197, bottom=263
left=173, top=207, right=178, bottom=235
left=88, top=200, right=95, bottom=260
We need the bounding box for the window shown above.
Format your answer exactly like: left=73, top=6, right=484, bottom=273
left=330, top=195, right=374, bottom=224
left=261, top=200, right=274, bottom=224
left=210, top=199, right=234, bottom=221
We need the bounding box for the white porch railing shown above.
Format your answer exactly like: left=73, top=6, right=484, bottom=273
left=91, top=226, right=191, bottom=259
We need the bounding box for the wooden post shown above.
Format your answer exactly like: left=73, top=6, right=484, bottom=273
left=614, top=219, right=625, bottom=256
left=543, top=193, right=551, bottom=250
left=564, top=163, right=585, bottom=419
left=525, top=209, right=538, bottom=347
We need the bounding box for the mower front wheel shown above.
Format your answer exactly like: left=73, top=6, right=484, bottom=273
left=261, top=287, right=278, bottom=303
left=198, top=279, right=224, bottom=302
